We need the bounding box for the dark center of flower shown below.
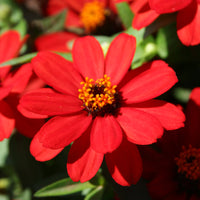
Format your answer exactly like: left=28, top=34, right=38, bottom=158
left=80, top=1, right=106, bottom=33
left=174, top=145, right=200, bottom=197
left=175, top=145, right=200, bottom=181
left=78, top=75, right=122, bottom=117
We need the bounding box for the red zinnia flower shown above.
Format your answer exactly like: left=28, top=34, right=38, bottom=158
left=140, top=87, right=200, bottom=199
left=19, top=33, right=185, bottom=186
left=46, top=0, right=122, bottom=34
left=0, top=30, right=44, bottom=139
left=35, top=32, right=79, bottom=52
left=117, top=0, right=200, bottom=46
left=0, top=30, right=26, bottom=78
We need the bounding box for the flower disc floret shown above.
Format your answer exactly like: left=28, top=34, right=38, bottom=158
left=80, top=0, right=106, bottom=32
left=175, top=145, right=200, bottom=180
left=78, top=75, right=120, bottom=116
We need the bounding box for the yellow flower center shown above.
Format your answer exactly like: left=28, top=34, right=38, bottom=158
left=175, top=145, right=200, bottom=180
left=80, top=1, right=106, bottom=32
left=78, top=75, right=118, bottom=115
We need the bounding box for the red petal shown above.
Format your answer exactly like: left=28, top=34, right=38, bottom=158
left=147, top=172, right=179, bottom=199
left=35, top=32, right=78, bottom=52
left=149, top=0, right=192, bottom=13
left=67, top=130, right=104, bottom=182
left=185, top=87, right=200, bottom=147
left=0, top=85, right=13, bottom=100
left=133, top=99, right=185, bottom=130
left=65, top=10, right=82, bottom=28
left=19, top=88, right=82, bottom=116
left=131, top=0, right=159, bottom=29
left=0, top=31, right=24, bottom=77
left=6, top=94, right=45, bottom=138
left=9, top=63, right=33, bottom=94
left=90, top=116, right=123, bottom=153
left=30, top=135, right=63, bottom=161
left=120, top=60, right=178, bottom=103
left=65, top=0, right=85, bottom=12
left=105, top=33, right=136, bottom=85
left=39, top=113, right=92, bottom=149
left=47, top=0, right=68, bottom=15
left=0, top=100, right=15, bottom=140
left=72, top=36, right=104, bottom=80
left=117, top=107, right=163, bottom=145
left=18, top=104, right=48, bottom=119
left=32, top=51, right=82, bottom=96
left=105, top=138, right=142, bottom=186
left=177, top=1, right=200, bottom=46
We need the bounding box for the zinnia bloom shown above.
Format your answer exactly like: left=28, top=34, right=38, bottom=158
left=0, top=30, right=45, bottom=139
left=117, top=0, right=200, bottom=46
left=46, top=0, right=123, bottom=35
left=140, top=87, right=200, bottom=199
left=19, top=33, right=185, bottom=186
left=35, top=32, right=79, bottom=52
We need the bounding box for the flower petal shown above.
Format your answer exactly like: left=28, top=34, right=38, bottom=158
left=47, top=0, right=68, bottom=15
left=31, top=51, right=82, bottom=96
left=120, top=60, right=178, bottom=103
left=133, top=99, right=185, bottom=130
left=90, top=115, right=123, bottom=153
left=18, top=104, right=48, bottom=119
left=0, top=100, right=15, bottom=140
left=8, top=63, right=33, bottom=94
left=38, top=112, right=92, bottom=149
left=105, top=33, right=136, bottom=85
left=65, top=0, right=87, bottom=12
left=67, top=130, right=104, bottom=182
left=131, top=0, right=159, bottom=29
left=117, top=107, right=163, bottom=145
left=72, top=36, right=104, bottom=80
left=184, top=87, right=200, bottom=147
left=177, top=1, right=200, bottom=46
left=6, top=94, right=45, bottom=138
left=147, top=172, right=179, bottom=199
left=149, top=0, right=192, bottom=13
left=0, top=30, right=25, bottom=78
left=19, top=88, right=82, bottom=116
left=65, top=10, right=82, bottom=27
left=30, top=135, right=63, bottom=161
left=35, top=32, right=78, bottom=52
left=105, top=138, right=142, bottom=186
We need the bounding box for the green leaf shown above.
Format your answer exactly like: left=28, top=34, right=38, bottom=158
left=84, top=186, right=104, bottom=200
left=13, top=19, right=27, bottom=37
left=132, top=35, right=157, bottom=69
left=116, top=2, right=134, bottom=29
left=33, top=10, right=67, bottom=33
left=0, top=139, right=9, bottom=167
left=156, top=28, right=168, bottom=58
left=125, top=26, right=146, bottom=46
left=0, top=52, right=37, bottom=67
left=0, top=51, right=72, bottom=67
left=34, top=178, right=95, bottom=197
left=56, top=52, right=72, bottom=61
left=173, top=87, right=191, bottom=103
left=0, top=195, right=9, bottom=200
left=19, top=189, right=32, bottom=200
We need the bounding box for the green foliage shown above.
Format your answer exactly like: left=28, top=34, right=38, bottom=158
left=0, top=139, right=9, bottom=167
left=34, top=178, right=95, bottom=197
left=116, top=2, right=134, bottom=29
left=33, top=10, right=67, bottom=34
left=84, top=185, right=104, bottom=200
left=132, top=35, right=157, bottom=69
left=0, top=0, right=27, bottom=36
left=0, top=52, right=72, bottom=67
left=173, top=88, right=191, bottom=103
